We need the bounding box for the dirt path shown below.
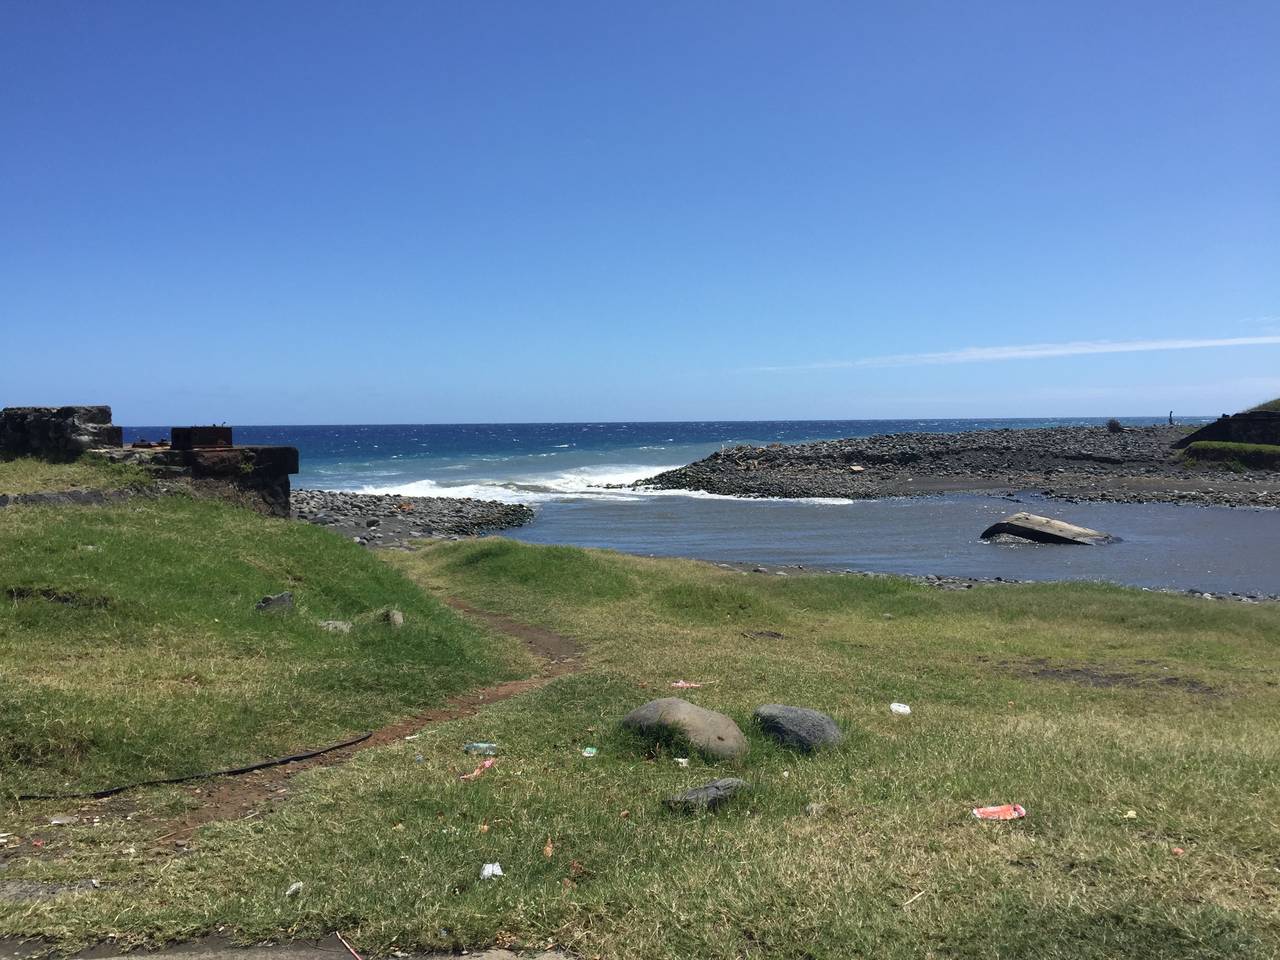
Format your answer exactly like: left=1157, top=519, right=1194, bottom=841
left=138, top=601, right=582, bottom=842
left=2, top=602, right=582, bottom=955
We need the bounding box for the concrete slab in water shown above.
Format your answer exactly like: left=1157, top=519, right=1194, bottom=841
left=980, top=512, right=1114, bottom=545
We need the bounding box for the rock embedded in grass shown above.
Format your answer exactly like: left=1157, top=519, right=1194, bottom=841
left=254, top=591, right=293, bottom=612
left=665, top=777, right=748, bottom=813
left=621, top=697, right=749, bottom=760
left=753, top=704, right=843, bottom=752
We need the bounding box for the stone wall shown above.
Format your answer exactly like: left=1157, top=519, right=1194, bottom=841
left=101, top=442, right=300, bottom=517
left=0, top=406, right=123, bottom=460
left=178, top=445, right=299, bottom=517
left=1172, top=412, right=1280, bottom=448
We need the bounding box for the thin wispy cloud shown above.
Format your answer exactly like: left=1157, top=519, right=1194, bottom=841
left=756, top=335, right=1280, bottom=372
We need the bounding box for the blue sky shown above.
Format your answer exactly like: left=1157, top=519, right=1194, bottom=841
left=2, top=1, right=1277, bottom=424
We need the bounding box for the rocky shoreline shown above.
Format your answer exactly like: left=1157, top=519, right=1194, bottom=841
left=708, top=559, right=1280, bottom=605
left=638, top=425, right=1280, bottom=509
left=291, top=489, right=534, bottom=548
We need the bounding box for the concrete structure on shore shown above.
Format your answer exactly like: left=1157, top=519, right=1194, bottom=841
left=0, top=405, right=298, bottom=516
left=1171, top=411, right=1280, bottom=449
left=0, top=405, right=123, bottom=460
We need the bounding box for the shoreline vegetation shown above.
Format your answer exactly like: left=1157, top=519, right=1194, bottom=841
left=635, top=424, right=1280, bottom=509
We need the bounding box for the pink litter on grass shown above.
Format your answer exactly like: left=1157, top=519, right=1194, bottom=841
left=460, top=758, right=496, bottom=781
left=972, top=803, right=1026, bottom=821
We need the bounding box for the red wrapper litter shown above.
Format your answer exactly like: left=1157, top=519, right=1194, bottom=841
left=972, top=803, right=1026, bottom=821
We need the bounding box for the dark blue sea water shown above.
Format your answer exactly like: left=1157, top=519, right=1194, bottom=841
left=121, top=417, right=1280, bottom=596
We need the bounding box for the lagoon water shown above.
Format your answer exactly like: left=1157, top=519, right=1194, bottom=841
left=124, top=418, right=1279, bottom=595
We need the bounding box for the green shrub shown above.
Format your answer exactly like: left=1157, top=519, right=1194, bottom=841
left=1184, top=441, right=1280, bottom=470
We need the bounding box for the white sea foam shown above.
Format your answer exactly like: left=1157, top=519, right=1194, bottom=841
left=352, top=463, right=855, bottom=506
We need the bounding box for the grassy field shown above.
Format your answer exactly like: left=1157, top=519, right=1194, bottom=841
left=3, top=524, right=1278, bottom=959
left=0, top=497, right=529, bottom=797
left=0, top=455, right=150, bottom=495
left=1183, top=441, right=1280, bottom=471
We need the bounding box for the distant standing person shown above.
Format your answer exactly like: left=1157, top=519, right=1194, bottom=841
left=1169, top=410, right=1174, bottom=424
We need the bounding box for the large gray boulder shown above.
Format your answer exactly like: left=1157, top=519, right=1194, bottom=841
left=621, top=697, right=749, bottom=760
left=753, top=704, right=843, bottom=752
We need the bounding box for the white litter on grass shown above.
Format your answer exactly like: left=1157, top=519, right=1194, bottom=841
left=480, top=862, right=504, bottom=880
left=675, top=757, right=690, bottom=768
left=890, top=703, right=912, bottom=716
left=285, top=881, right=304, bottom=897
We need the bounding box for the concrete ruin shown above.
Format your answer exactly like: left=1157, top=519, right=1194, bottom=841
left=108, top=427, right=299, bottom=517
left=1, top=405, right=299, bottom=517
left=1172, top=411, right=1280, bottom=449
left=0, top=405, right=123, bottom=460
left=980, top=512, right=1116, bottom=545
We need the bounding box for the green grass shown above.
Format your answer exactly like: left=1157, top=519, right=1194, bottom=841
left=1183, top=440, right=1280, bottom=471
left=0, top=497, right=529, bottom=797
left=4, top=535, right=1278, bottom=958
left=0, top=455, right=150, bottom=495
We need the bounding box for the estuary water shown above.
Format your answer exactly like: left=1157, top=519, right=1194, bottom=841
left=122, top=417, right=1280, bottom=595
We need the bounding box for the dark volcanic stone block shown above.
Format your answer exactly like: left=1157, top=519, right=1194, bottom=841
left=0, top=405, right=122, bottom=459
left=171, top=426, right=233, bottom=450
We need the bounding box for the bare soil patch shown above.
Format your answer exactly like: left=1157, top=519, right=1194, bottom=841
left=984, top=657, right=1220, bottom=695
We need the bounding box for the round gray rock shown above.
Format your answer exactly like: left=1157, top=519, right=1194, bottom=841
left=753, top=704, right=843, bottom=752
left=621, top=697, right=749, bottom=760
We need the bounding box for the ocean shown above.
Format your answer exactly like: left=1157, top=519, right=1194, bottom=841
left=122, top=417, right=1280, bottom=596
left=125, top=417, right=1202, bottom=502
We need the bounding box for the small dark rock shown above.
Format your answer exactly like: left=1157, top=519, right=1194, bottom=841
left=255, top=592, right=294, bottom=612
left=753, top=704, right=843, bottom=752
left=665, top=777, right=748, bottom=814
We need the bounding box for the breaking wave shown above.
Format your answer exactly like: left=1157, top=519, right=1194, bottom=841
left=352, top=464, right=852, bottom=506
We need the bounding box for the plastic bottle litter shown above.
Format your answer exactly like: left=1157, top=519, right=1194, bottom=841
left=463, top=742, right=498, bottom=756
left=480, top=862, right=504, bottom=880
left=581, top=747, right=598, bottom=758
left=890, top=703, right=912, bottom=716
left=972, top=803, right=1026, bottom=821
